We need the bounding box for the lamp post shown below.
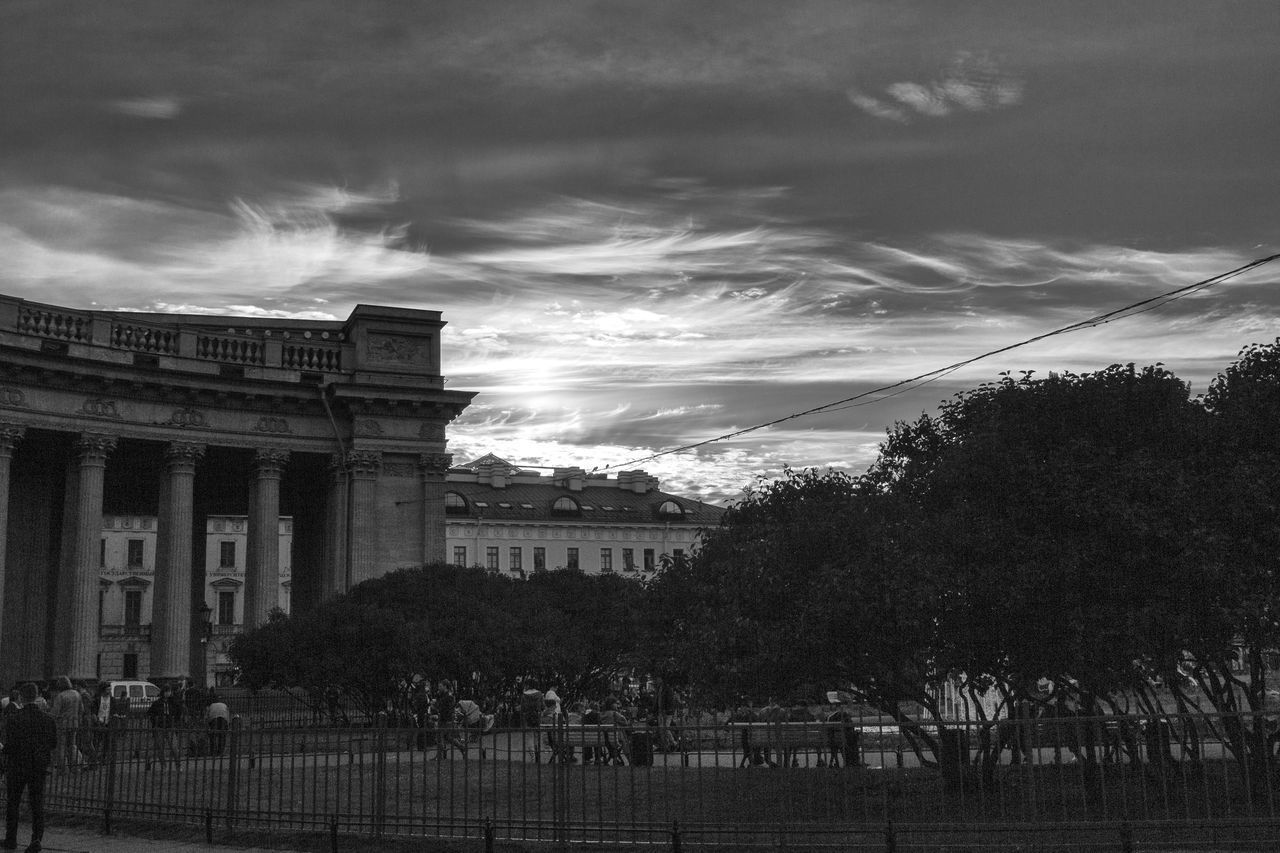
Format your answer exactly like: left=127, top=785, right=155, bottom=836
left=195, top=601, right=213, bottom=687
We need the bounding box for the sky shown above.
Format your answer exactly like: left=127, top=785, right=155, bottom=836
left=2, top=1, right=1278, bottom=504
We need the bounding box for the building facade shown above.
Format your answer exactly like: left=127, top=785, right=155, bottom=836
left=444, top=455, right=724, bottom=576
left=0, top=294, right=473, bottom=687
left=98, top=514, right=292, bottom=685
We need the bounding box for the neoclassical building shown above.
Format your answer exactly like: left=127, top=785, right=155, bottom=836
left=0, top=295, right=473, bottom=687
left=444, top=455, right=724, bottom=576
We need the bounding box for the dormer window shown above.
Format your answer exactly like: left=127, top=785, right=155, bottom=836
left=552, top=497, right=580, bottom=515
left=444, top=492, right=469, bottom=515
left=658, top=500, right=685, bottom=518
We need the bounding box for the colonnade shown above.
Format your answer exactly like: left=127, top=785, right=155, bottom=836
left=0, top=423, right=454, bottom=686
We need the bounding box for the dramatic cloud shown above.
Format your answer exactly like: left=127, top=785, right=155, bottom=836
left=1, top=1, right=1277, bottom=502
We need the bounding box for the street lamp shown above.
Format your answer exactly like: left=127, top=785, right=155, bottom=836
left=195, top=601, right=213, bottom=687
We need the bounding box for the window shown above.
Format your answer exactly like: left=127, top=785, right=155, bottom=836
left=219, top=541, right=236, bottom=569
left=623, top=548, right=635, bottom=571
left=122, top=653, right=138, bottom=680
left=552, top=497, right=579, bottom=514
left=673, top=548, right=685, bottom=562
left=126, top=539, right=144, bottom=568
left=567, top=548, right=579, bottom=570
left=658, top=500, right=684, bottom=517
left=534, top=547, right=546, bottom=572
left=444, top=492, right=468, bottom=514
left=643, top=548, right=656, bottom=572
left=509, top=547, right=522, bottom=572
left=453, top=546, right=467, bottom=567
left=124, top=590, right=142, bottom=628
left=98, top=589, right=105, bottom=629
left=600, top=548, right=613, bottom=572
left=486, top=546, right=500, bottom=570
left=99, top=539, right=106, bottom=567
left=218, top=591, right=236, bottom=626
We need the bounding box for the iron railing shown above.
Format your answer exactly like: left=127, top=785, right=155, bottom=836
left=42, top=712, right=1280, bottom=851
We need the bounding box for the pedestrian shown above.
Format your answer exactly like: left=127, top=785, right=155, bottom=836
left=2, top=682, right=58, bottom=852
left=204, top=692, right=230, bottom=757
left=146, top=685, right=183, bottom=771
left=47, top=676, right=81, bottom=773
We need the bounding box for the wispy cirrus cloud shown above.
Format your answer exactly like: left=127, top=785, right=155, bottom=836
left=0, top=177, right=1273, bottom=502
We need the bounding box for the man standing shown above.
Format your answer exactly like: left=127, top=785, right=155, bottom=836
left=2, top=682, right=58, bottom=852
left=47, top=677, right=81, bottom=773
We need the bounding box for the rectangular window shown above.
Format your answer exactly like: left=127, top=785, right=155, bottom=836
left=122, top=653, right=138, bottom=680
left=600, top=548, right=613, bottom=572
left=126, top=539, right=144, bottom=568
left=643, top=548, right=656, bottom=572
left=124, top=590, right=142, bottom=628
left=453, top=546, right=467, bottom=567
left=673, top=548, right=684, bottom=561
left=98, top=589, right=105, bottom=630
left=218, top=591, right=236, bottom=626
left=509, top=547, right=522, bottom=572
left=623, top=548, right=635, bottom=571
left=567, top=547, right=579, bottom=570
left=100, top=539, right=106, bottom=567
left=219, top=541, right=236, bottom=569
left=486, top=546, right=500, bottom=570
left=534, top=547, right=546, bottom=572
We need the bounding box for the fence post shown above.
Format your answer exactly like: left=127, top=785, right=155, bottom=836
left=1119, top=822, right=1133, bottom=853
left=374, top=711, right=388, bottom=840
left=485, top=816, right=495, bottom=853
left=885, top=819, right=896, bottom=853
left=101, top=718, right=119, bottom=836
left=225, top=715, right=243, bottom=831
left=671, top=819, right=682, bottom=853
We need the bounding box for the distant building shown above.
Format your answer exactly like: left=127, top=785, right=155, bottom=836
left=443, top=454, right=724, bottom=576
left=97, top=514, right=291, bottom=685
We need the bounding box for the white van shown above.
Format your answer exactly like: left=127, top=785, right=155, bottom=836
left=109, top=680, right=160, bottom=713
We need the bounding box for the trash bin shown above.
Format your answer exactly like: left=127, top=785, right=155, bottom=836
left=630, top=730, right=654, bottom=766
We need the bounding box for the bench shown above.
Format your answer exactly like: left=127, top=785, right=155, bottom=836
left=727, top=722, right=860, bottom=767
left=540, top=724, right=629, bottom=763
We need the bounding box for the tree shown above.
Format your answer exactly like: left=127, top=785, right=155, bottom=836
left=230, top=563, right=644, bottom=719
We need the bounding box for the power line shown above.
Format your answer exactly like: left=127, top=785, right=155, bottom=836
left=599, top=251, right=1280, bottom=472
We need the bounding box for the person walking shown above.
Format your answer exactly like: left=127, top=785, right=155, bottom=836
left=2, top=682, right=58, bottom=852
left=47, top=677, right=81, bottom=773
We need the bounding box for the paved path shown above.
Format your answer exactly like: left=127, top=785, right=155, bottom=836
left=15, top=825, right=295, bottom=853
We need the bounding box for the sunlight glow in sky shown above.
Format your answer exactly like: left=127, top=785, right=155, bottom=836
left=2, top=1, right=1278, bottom=503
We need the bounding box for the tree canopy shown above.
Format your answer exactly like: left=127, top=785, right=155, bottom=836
left=650, top=343, right=1280, bottom=772
left=229, top=563, right=644, bottom=717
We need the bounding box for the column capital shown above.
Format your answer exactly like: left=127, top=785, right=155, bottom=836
left=346, top=449, right=382, bottom=477
left=418, top=452, right=453, bottom=475
left=76, top=433, right=117, bottom=462
left=164, top=441, right=206, bottom=471
left=0, top=423, right=24, bottom=455
left=254, top=447, right=290, bottom=476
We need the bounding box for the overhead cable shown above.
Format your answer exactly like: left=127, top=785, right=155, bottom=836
left=599, top=251, right=1280, bottom=471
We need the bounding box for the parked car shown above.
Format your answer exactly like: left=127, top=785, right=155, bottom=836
left=109, top=680, right=160, bottom=714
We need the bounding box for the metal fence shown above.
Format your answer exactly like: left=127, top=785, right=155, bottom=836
left=41, top=712, right=1280, bottom=851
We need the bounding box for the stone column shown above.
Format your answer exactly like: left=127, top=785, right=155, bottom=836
left=67, top=433, right=116, bottom=681
left=0, top=424, right=24, bottom=659
left=347, top=450, right=381, bottom=586
left=418, top=453, right=452, bottom=565
left=244, top=448, right=288, bottom=630
left=150, top=441, right=204, bottom=679
left=322, top=452, right=349, bottom=598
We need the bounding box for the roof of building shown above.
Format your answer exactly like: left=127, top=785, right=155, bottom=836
left=445, top=458, right=724, bottom=526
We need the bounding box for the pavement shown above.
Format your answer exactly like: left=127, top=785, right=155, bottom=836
left=7, top=825, right=300, bottom=853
